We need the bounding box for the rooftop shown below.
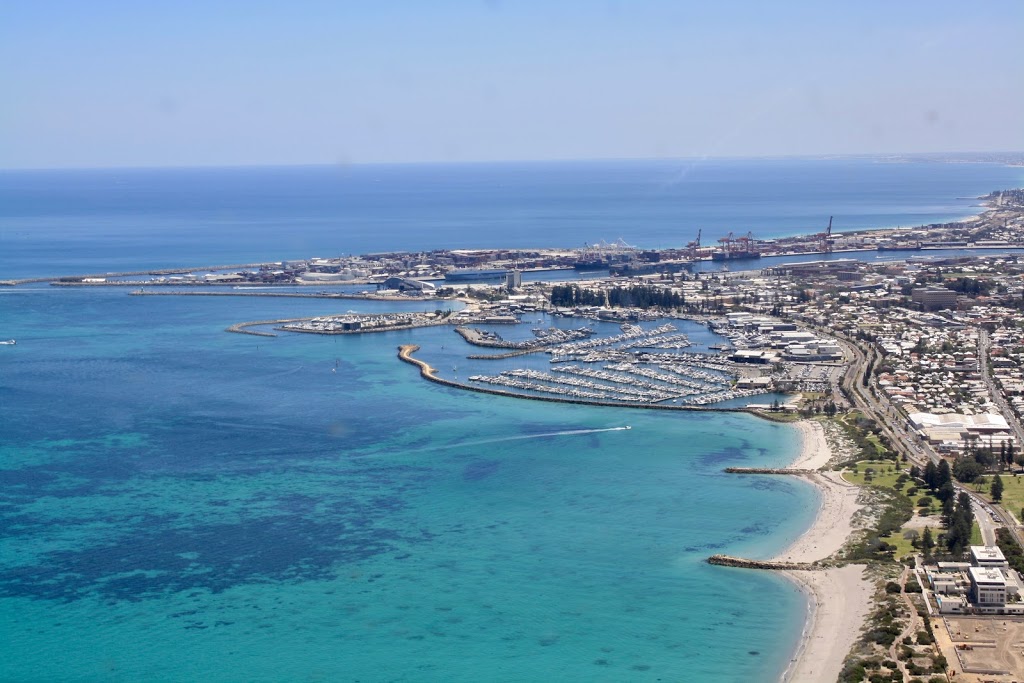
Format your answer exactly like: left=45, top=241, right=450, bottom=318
left=969, top=566, right=1007, bottom=586
left=971, top=545, right=1007, bottom=564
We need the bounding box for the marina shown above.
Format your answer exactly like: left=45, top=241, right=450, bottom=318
left=448, top=320, right=772, bottom=407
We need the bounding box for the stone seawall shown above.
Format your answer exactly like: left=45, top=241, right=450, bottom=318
left=397, top=345, right=743, bottom=414
left=723, top=467, right=815, bottom=475
left=466, top=348, right=549, bottom=360
left=130, top=289, right=423, bottom=301
left=278, top=319, right=448, bottom=335
left=226, top=317, right=313, bottom=337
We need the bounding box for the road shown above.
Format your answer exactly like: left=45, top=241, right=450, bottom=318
left=974, top=500, right=998, bottom=546
left=978, top=328, right=1024, bottom=445
left=827, top=327, right=1023, bottom=550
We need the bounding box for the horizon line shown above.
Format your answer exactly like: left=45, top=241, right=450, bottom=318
left=2, top=150, right=1023, bottom=174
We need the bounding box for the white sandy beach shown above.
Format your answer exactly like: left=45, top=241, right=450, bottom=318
left=776, top=421, right=871, bottom=683
left=772, top=421, right=862, bottom=564
left=781, top=565, right=872, bottom=683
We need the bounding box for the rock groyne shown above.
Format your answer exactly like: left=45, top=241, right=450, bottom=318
left=723, top=467, right=815, bottom=475
left=707, top=555, right=822, bottom=571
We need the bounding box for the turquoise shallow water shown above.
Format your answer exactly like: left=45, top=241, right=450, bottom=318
left=0, top=288, right=816, bottom=681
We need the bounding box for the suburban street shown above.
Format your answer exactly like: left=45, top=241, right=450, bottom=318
left=833, top=327, right=1024, bottom=551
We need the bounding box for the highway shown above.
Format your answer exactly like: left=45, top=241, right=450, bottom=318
left=828, top=327, right=1023, bottom=551
left=978, top=327, right=1024, bottom=446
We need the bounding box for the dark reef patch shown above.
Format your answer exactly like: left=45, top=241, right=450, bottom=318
left=0, top=503, right=428, bottom=603
left=462, top=459, right=501, bottom=481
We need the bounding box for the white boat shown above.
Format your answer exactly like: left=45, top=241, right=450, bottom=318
left=0, top=340, right=15, bottom=345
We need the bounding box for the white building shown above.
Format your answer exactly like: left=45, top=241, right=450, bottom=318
left=970, top=545, right=1009, bottom=570
left=969, top=566, right=1008, bottom=608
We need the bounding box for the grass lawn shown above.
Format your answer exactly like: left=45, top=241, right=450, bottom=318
left=842, top=459, right=920, bottom=559
left=842, top=460, right=907, bottom=489
left=890, top=528, right=922, bottom=560
left=753, top=410, right=803, bottom=423
left=890, top=523, right=981, bottom=560
left=973, top=472, right=1024, bottom=523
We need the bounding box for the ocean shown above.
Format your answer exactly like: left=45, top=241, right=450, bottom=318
left=1, top=158, right=1022, bottom=681
left=2, top=157, right=1022, bottom=280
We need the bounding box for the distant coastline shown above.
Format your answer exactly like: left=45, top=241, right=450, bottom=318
left=2, top=157, right=1022, bottom=282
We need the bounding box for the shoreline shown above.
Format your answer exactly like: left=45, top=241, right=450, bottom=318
left=775, top=421, right=871, bottom=683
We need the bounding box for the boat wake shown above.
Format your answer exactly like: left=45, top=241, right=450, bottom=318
left=409, top=426, right=632, bottom=454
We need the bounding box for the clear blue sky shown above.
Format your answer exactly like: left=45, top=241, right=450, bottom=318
left=2, top=0, right=1022, bottom=168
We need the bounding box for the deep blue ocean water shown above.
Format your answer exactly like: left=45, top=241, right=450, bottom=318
left=1, top=158, right=1022, bottom=280
left=2, top=158, right=1022, bottom=681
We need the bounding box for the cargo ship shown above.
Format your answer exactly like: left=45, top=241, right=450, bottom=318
left=573, top=259, right=609, bottom=271
left=710, top=249, right=761, bottom=261
left=876, top=242, right=921, bottom=251
left=444, top=268, right=509, bottom=282
left=609, top=260, right=693, bottom=276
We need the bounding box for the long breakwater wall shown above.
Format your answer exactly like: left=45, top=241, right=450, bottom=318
left=723, top=467, right=814, bottom=475
left=0, top=263, right=274, bottom=286
left=396, top=345, right=741, bottom=413
left=466, top=348, right=549, bottom=360
left=226, top=318, right=313, bottom=337
left=129, top=290, right=422, bottom=301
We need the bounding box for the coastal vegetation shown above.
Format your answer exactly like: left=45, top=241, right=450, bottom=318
left=839, top=579, right=948, bottom=683
left=840, top=461, right=915, bottom=562
left=548, top=283, right=686, bottom=310
left=836, top=412, right=897, bottom=463
left=996, top=527, right=1024, bottom=574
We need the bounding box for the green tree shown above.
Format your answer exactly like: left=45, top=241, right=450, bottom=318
left=992, top=473, right=1004, bottom=502
left=941, top=495, right=955, bottom=528
left=923, top=461, right=937, bottom=489
left=936, top=481, right=955, bottom=504
left=937, top=460, right=952, bottom=489
left=953, top=457, right=985, bottom=483
left=922, top=526, right=935, bottom=555
left=946, top=492, right=974, bottom=555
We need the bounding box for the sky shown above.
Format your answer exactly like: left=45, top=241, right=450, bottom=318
left=2, top=0, right=1022, bottom=168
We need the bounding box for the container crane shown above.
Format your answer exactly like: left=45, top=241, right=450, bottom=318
left=818, top=216, right=834, bottom=254
left=685, top=229, right=702, bottom=259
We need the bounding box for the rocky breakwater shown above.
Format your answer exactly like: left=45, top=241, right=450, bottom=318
left=723, top=467, right=815, bottom=475
left=707, top=555, right=824, bottom=571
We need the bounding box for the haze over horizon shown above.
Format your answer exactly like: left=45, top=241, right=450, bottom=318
left=3, top=0, right=1022, bottom=170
